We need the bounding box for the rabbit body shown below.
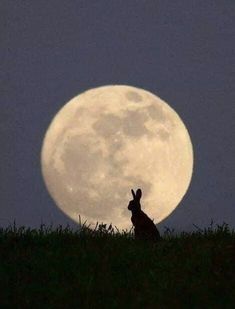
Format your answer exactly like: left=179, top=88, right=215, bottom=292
left=128, top=189, right=161, bottom=242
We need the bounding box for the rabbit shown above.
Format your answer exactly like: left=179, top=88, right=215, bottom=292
left=128, top=188, right=161, bottom=242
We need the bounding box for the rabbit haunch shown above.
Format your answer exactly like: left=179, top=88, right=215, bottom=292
left=128, top=188, right=161, bottom=241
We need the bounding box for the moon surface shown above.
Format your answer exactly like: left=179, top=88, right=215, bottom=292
left=41, top=85, right=193, bottom=230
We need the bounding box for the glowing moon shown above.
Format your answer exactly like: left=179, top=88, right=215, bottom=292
left=41, top=85, right=193, bottom=230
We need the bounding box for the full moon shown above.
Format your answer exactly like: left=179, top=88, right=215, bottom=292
left=41, top=85, right=193, bottom=230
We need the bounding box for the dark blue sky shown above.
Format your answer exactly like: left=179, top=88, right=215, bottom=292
left=1, top=1, right=235, bottom=232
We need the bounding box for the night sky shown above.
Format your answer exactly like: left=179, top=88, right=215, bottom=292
left=1, top=1, right=235, bottom=232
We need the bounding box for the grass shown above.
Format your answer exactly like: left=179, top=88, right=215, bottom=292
left=0, top=220, right=235, bottom=308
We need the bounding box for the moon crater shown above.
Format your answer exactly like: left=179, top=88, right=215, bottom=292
left=126, top=91, right=143, bottom=102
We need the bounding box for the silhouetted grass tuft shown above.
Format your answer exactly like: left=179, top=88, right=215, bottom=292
left=0, top=220, right=234, bottom=308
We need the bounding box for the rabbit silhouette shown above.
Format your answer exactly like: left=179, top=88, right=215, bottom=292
left=128, top=188, right=161, bottom=242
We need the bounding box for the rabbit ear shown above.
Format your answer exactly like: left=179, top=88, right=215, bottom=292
left=131, top=189, right=136, bottom=199
left=135, top=189, right=142, bottom=201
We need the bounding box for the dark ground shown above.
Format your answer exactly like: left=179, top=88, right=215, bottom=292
left=0, top=223, right=235, bottom=308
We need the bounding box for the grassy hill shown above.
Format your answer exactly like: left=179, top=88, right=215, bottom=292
left=0, top=222, right=234, bottom=308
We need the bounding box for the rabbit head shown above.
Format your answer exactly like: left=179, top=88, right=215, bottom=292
left=128, top=188, right=142, bottom=212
